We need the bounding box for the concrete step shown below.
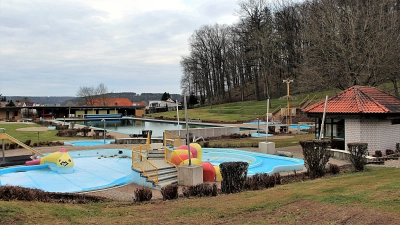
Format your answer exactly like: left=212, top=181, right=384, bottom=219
left=155, top=177, right=178, bottom=189
left=142, top=168, right=177, bottom=177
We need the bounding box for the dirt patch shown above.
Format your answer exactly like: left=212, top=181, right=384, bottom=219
left=16, top=127, right=53, bottom=132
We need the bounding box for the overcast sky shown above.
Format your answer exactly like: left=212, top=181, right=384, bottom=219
left=0, top=0, right=239, bottom=97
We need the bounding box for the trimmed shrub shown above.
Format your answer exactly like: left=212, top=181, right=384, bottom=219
left=133, top=187, right=152, bottom=202
left=244, top=173, right=279, bottom=191
left=372, top=150, right=382, bottom=157
left=160, top=184, right=178, bottom=201
left=328, top=163, right=340, bottom=175
left=386, top=149, right=395, bottom=156
left=0, top=186, right=107, bottom=203
left=300, top=139, right=331, bottom=179
left=220, top=162, right=248, bottom=194
left=182, top=183, right=218, bottom=198
left=347, top=143, right=368, bottom=171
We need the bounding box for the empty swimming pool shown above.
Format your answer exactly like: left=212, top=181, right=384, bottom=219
left=0, top=148, right=304, bottom=193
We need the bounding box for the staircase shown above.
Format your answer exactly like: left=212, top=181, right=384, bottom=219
left=132, top=148, right=178, bottom=189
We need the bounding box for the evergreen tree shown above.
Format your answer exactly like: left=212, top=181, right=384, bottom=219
left=189, top=93, right=198, bottom=106
left=161, top=92, right=171, bottom=101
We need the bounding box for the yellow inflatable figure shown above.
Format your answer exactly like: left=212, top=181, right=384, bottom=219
left=26, top=148, right=74, bottom=173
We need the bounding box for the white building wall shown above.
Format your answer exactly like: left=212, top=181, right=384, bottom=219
left=345, top=118, right=361, bottom=150
left=345, top=118, right=400, bottom=154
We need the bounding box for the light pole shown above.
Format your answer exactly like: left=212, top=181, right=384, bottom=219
left=176, top=99, right=180, bottom=137
left=101, top=119, right=106, bottom=143
left=283, top=79, right=294, bottom=133
left=63, top=116, right=65, bottom=126
left=184, top=95, right=191, bottom=166
left=266, top=98, right=270, bottom=143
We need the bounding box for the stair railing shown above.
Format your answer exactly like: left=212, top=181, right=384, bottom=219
left=299, top=95, right=309, bottom=107
left=271, top=105, right=282, bottom=115
left=163, top=131, right=181, bottom=168
left=132, top=144, right=159, bottom=185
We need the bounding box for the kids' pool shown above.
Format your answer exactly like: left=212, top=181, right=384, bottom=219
left=0, top=148, right=304, bottom=193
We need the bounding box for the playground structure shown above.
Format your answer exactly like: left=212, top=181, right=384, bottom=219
left=1, top=131, right=43, bottom=166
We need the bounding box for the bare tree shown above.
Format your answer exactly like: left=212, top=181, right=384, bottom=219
left=299, top=0, right=400, bottom=91
left=76, top=83, right=109, bottom=106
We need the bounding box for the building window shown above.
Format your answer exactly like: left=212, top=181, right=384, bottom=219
left=315, top=118, right=345, bottom=149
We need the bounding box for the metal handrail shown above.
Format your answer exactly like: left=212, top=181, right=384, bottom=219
left=132, top=145, right=159, bottom=184
left=163, top=146, right=178, bottom=169
left=299, top=95, right=310, bottom=106
left=271, top=105, right=282, bottom=115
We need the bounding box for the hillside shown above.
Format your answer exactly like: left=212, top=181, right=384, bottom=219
left=3, top=96, right=75, bottom=105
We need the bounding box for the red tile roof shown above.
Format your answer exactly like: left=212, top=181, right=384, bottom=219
left=303, top=86, right=400, bottom=114
left=91, top=98, right=133, bottom=106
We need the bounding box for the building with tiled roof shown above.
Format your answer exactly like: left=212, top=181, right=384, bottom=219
left=89, top=98, right=133, bottom=107
left=303, top=86, right=400, bottom=154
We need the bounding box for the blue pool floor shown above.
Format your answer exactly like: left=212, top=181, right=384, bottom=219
left=0, top=155, right=133, bottom=193
left=0, top=148, right=304, bottom=193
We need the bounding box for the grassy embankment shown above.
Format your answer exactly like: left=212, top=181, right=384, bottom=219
left=149, top=89, right=341, bottom=123
left=1, top=166, right=400, bottom=224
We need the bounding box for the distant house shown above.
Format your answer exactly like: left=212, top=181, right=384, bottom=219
left=148, top=99, right=180, bottom=113
left=303, top=85, right=400, bottom=154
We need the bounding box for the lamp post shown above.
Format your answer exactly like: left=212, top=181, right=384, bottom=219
left=184, top=95, right=191, bottom=166
left=176, top=99, right=180, bottom=137
left=283, top=78, right=293, bottom=133
left=63, top=116, right=65, bottom=126
left=266, top=98, right=270, bottom=143
left=101, top=119, right=106, bottom=144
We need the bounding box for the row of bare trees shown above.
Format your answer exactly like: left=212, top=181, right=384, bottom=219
left=180, top=0, right=400, bottom=105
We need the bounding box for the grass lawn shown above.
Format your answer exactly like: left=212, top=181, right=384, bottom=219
left=1, top=167, right=400, bottom=224
left=0, top=123, right=92, bottom=145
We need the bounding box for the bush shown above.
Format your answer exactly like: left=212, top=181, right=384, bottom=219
left=386, top=149, right=395, bottom=156
left=220, top=162, right=248, bottom=194
left=347, top=143, right=368, bottom=171
left=327, top=163, right=340, bottom=175
left=160, top=184, right=178, bottom=201
left=0, top=186, right=107, bottom=203
left=133, top=187, right=152, bottom=202
left=372, top=150, right=382, bottom=157
left=182, top=183, right=218, bottom=198
left=244, top=173, right=279, bottom=190
left=396, top=143, right=400, bottom=153
left=300, top=139, right=331, bottom=179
